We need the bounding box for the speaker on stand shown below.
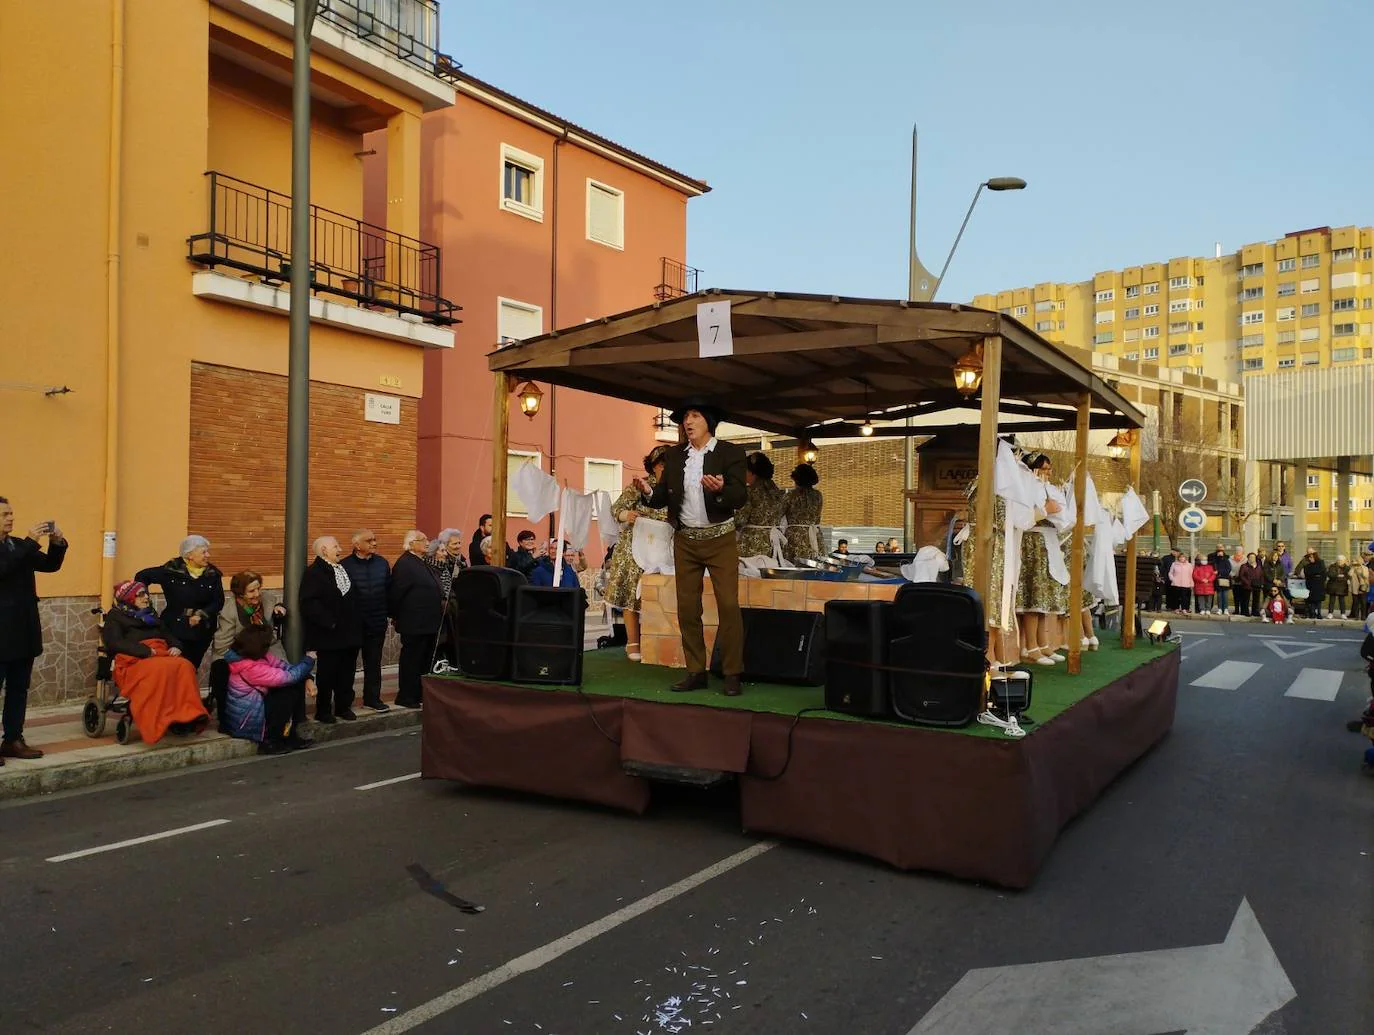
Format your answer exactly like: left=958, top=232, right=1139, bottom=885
left=511, top=585, right=586, bottom=685
left=709, top=607, right=826, bottom=685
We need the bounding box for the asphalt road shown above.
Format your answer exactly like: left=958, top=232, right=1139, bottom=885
left=1, top=624, right=1370, bottom=1034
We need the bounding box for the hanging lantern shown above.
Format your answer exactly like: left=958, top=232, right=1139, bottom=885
left=515, top=381, right=544, bottom=419
left=1107, top=429, right=1134, bottom=459
left=860, top=421, right=875, bottom=437
left=952, top=342, right=985, bottom=396
left=801, top=441, right=818, bottom=463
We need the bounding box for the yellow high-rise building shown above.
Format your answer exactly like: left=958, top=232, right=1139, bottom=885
left=972, top=225, right=1374, bottom=536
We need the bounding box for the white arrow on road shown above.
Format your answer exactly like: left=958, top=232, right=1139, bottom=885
left=1258, top=639, right=1331, bottom=660
left=907, top=899, right=1294, bottom=1035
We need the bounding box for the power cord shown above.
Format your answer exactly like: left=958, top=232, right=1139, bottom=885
left=744, top=706, right=830, bottom=781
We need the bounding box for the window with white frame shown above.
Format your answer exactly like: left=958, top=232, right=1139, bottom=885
left=1168, top=276, right=1191, bottom=290
left=1058, top=320, right=1065, bottom=329
left=1301, top=254, right=1320, bottom=268
left=1333, top=297, right=1356, bottom=311
left=1277, top=306, right=1295, bottom=321
left=1362, top=498, right=1372, bottom=509
left=1300, top=327, right=1320, bottom=341
left=1143, top=282, right=1159, bottom=294
left=1144, top=346, right=1159, bottom=359
left=1125, top=285, right=1140, bottom=298
left=1035, top=300, right=1054, bottom=312
left=1240, top=286, right=1264, bottom=301
left=1195, top=321, right=1204, bottom=331
left=1241, top=310, right=1264, bottom=325
left=1239, top=262, right=1264, bottom=278
left=1124, top=351, right=1139, bottom=360
left=1277, top=281, right=1296, bottom=297
left=1276, top=329, right=1296, bottom=344
left=586, top=179, right=625, bottom=249
left=1014, top=305, right=1028, bottom=316
left=1306, top=473, right=1319, bottom=487
left=1300, top=302, right=1320, bottom=317
left=1300, top=278, right=1319, bottom=293
left=497, top=297, right=544, bottom=346
left=1333, top=247, right=1356, bottom=263
left=1301, top=353, right=1319, bottom=365
left=1123, top=328, right=1141, bottom=342
left=1334, top=347, right=1358, bottom=363
left=1144, top=303, right=1160, bottom=316
left=1035, top=320, right=1054, bottom=332
left=1095, top=310, right=1114, bottom=324
left=1331, top=271, right=1359, bottom=290
left=1241, top=333, right=1265, bottom=347
left=506, top=450, right=542, bottom=515
left=1168, top=343, right=1188, bottom=356
left=1169, top=298, right=1192, bottom=313
left=584, top=458, right=624, bottom=515
left=1095, top=289, right=1114, bottom=303
left=1124, top=306, right=1140, bottom=320
left=1277, top=257, right=1296, bottom=272
left=1334, top=322, right=1357, bottom=336
left=1195, top=299, right=1204, bottom=309
left=1243, top=356, right=1264, bottom=370
left=1278, top=357, right=1296, bottom=368
left=1306, top=499, right=1320, bottom=511
left=1169, top=321, right=1191, bottom=335
left=1094, top=331, right=1114, bottom=344
left=500, top=144, right=544, bottom=220
left=1193, top=344, right=1205, bottom=354
left=1143, top=325, right=1160, bottom=339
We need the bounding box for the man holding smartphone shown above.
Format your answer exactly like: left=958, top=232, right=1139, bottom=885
left=0, top=498, right=68, bottom=761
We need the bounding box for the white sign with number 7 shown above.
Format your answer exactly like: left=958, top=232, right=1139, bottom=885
left=696, top=301, right=734, bottom=359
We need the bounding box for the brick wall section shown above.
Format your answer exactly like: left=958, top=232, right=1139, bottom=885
left=189, top=363, right=417, bottom=576
left=815, top=440, right=907, bottom=529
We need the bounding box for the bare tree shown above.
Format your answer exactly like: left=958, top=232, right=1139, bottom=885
left=1139, top=432, right=1258, bottom=543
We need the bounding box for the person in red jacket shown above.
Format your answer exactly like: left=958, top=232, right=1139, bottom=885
left=1192, top=554, right=1217, bottom=614
left=1263, top=585, right=1292, bottom=624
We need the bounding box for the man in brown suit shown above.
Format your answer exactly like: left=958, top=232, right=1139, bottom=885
left=633, top=403, right=748, bottom=695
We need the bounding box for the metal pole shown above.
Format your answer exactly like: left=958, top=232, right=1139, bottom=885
left=931, top=184, right=987, bottom=296
left=283, top=0, right=316, bottom=662
left=903, top=124, right=937, bottom=550
left=1151, top=488, right=1160, bottom=555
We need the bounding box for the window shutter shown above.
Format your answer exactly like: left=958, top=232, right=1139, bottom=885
left=587, top=184, right=622, bottom=247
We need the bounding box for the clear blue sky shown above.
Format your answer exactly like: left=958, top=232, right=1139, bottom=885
left=440, top=0, right=1373, bottom=304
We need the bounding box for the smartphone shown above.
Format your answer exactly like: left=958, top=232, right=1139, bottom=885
left=42, top=521, right=55, bottom=534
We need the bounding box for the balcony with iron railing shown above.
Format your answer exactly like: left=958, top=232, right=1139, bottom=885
left=187, top=171, right=459, bottom=326
left=655, top=257, right=700, bottom=301
left=313, top=0, right=459, bottom=80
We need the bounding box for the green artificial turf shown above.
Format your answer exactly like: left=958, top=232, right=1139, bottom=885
left=524, top=635, right=1178, bottom=739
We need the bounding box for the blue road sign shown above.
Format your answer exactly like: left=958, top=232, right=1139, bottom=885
left=1179, top=479, right=1207, bottom=505
left=1178, top=506, right=1207, bottom=533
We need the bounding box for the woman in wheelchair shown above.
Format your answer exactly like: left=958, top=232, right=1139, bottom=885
left=101, top=581, right=210, bottom=743
left=224, top=625, right=315, bottom=754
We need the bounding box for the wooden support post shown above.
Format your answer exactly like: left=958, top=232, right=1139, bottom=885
left=1066, top=394, right=1090, bottom=674
left=972, top=335, right=1002, bottom=616
left=1122, top=430, right=1142, bottom=648
left=491, top=373, right=512, bottom=563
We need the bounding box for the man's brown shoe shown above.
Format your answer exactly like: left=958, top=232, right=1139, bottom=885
left=722, top=675, right=743, bottom=697
left=1, top=738, right=44, bottom=760
left=670, top=672, right=708, bottom=693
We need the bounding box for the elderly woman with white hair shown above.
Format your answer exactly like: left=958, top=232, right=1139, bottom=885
left=388, top=530, right=443, bottom=708
left=298, top=535, right=363, bottom=724
left=426, top=527, right=467, bottom=667
left=135, top=534, right=226, bottom=670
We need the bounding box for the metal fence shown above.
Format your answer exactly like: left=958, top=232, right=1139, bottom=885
left=187, top=171, right=459, bottom=325
left=316, top=0, right=459, bottom=80
left=654, top=257, right=700, bottom=300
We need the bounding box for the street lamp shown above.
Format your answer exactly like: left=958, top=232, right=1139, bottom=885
left=516, top=381, right=544, bottom=418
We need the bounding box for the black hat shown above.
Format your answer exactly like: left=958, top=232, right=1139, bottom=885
left=669, top=401, right=725, bottom=433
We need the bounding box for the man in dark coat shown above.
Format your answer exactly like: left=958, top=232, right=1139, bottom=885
left=340, top=529, right=391, bottom=712
left=633, top=403, right=748, bottom=696
left=0, top=499, right=67, bottom=761
left=299, top=536, right=363, bottom=724
left=389, top=531, right=444, bottom=708
left=469, top=514, right=493, bottom=568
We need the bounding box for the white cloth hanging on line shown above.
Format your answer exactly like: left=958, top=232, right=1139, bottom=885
left=594, top=491, right=619, bottom=550
left=512, top=463, right=560, bottom=522
left=559, top=488, right=595, bottom=551
left=1121, top=486, right=1151, bottom=539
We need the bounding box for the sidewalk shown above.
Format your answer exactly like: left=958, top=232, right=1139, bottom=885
left=1, top=617, right=612, bottom=802
left=1138, top=608, right=1369, bottom=630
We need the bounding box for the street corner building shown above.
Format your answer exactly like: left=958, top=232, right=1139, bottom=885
left=1, top=1, right=708, bottom=708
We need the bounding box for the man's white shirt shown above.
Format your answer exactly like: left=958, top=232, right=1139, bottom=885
left=680, top=437, right=718, bottom=528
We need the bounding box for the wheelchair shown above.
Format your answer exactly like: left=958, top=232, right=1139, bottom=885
left=82, top=608, right=136, bottom=744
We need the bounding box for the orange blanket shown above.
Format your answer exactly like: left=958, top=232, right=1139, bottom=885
left=113, top=640, right=209, bottom=744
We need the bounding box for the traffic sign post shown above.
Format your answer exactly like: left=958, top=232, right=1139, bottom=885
left=1179, top=479, right=1207, bottom=506
left=1179, top=505, right=1207, bottom=563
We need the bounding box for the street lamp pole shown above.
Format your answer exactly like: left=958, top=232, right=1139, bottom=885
left=283, top=0, right=317, bottom=662
left=902, top=124, right=1026, bottom=549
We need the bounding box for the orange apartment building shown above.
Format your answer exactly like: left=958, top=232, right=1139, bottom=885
left=367, top=75, right=709, bottom=556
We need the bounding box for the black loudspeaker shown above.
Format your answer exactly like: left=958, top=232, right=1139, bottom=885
left=511, top=586, right=586, bottom=685
left=452, top=567, right=526, bottom=680
left=887, top=584, right=988, bottom=728
left=823, top=600, right=891, bottom=717
left=710, top=608, right=826, bottom=685
left=989, top=670, right=1033, bottom=721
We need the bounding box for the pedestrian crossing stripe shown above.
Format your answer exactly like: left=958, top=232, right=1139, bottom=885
left=1189, top=661, right=1352, bottom=702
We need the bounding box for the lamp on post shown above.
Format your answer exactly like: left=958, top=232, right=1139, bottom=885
left=904, top=123, right=1026, bottom=549
left=516, top=381, right=544, bottom=419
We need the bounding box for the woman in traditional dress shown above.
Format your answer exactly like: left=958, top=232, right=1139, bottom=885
left=781, top=463, right=823, bottom=564
left=1016, top=454, right=1070, bottom=666
left=736, top=452, right=787, bottom=562
left=603, top=445, right=670, bottom=662
left=102, top=580, right=210, bottom=744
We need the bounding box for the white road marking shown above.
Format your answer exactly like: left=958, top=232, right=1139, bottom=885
left=1259, top=640, right=1331, bottom=660
left=1177, top=630, right=1224, bottom=637
left=355, top=772, right=422, bottom=791
left=1283, top=668, right=1345, bottom=702
left=46, top=819, right=231, bottom=863
left=1320, top=637, right=1364, bottom=643
left=358, top=841, right=777, bottom=1035
left=1190, top=661, right=1263, bottom=690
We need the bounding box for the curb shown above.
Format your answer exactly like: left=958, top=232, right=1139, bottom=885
left=0, top=708, right=422, bottom=802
